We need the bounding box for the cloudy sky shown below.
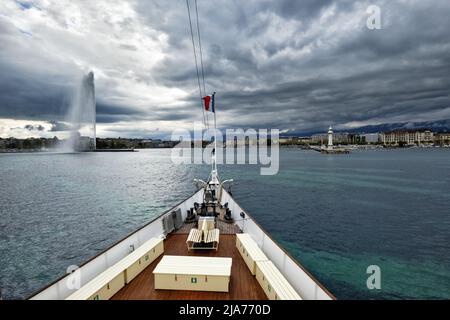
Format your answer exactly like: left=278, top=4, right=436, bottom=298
left=0, top=0, right=449, bottom=138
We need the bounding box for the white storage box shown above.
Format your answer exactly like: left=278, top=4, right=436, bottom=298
left=255, top=260, right=302, bottom=300
left=236, top=233, right=268, bottom=275
left=153, top=255, right=232, bottom=292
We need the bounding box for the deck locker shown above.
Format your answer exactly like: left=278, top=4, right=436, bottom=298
left=122, top=238, right=164, bottom=283
left=66, top=237, right=164, bottom=300
left=153, top=255, right=232, bottom=292
left=235, top=233, right=268, bottom=275
left=255, top=260, right=302, bottom=300
left=89, top=272, right=125, bottom=300
left=65, top=265, right=126, bottom=300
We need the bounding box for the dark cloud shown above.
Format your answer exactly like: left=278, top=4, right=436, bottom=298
left=24, top=124, right=45, bottom=131
left=273, top=0, right=335, bottom=21
left=1, top=0, right=450, bottom=137
left=96, top=103, right=144, bottom=117
left=15, top=1, right=35, bottom=11
left=48, top=121, right=71, bottom=131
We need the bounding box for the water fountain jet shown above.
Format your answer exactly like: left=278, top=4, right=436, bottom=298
left=59, top=71, right=96, bottom=152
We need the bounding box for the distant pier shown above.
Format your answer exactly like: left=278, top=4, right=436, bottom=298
left=320, top=148, right=350, bottom=154
left=90, top=149, right=137, bottom=152
left=309, top=146, right=350, bottom=154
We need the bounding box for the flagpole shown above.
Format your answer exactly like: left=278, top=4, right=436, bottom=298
left=204, top=92, right=219, bottom=185
left=212, top=92, right=218, bottom=183
left=213, top=92, right=217, bottom=174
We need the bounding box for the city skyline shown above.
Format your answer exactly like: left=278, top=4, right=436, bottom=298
left=1, top=0, right=450, bottom=139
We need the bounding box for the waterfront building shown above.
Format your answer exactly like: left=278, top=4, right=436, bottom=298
left=279, top=137, right=294, bottom=144
left=434, top=133, right=450, bottom=145
left=278, top=136, right=312, bottom=145
left=380, top=130, right=434, bottom=146
left=311, top=132, right=353, bottom=145
left=360, top=133, right=380, bottom=144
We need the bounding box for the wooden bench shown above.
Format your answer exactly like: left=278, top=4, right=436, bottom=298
left=199, top=217, right=215, bottom=230
left=205, top=228, right=220, bottom=250
left=186, top=228, right=203, bottom=249
left=186, top=228, right=220, bottom=250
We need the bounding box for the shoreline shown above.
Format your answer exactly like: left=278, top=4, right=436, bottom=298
left=1, top=145, right=450, bottom=154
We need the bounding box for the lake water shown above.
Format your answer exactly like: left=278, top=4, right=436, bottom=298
left=0, top=148, right=449, bottom=299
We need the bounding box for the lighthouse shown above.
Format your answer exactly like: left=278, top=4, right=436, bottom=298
left=328, top=126, right=333, bottom=148
left=318, top=125, right=349, bottom=154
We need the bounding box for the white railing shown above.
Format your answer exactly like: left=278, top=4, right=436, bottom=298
left=221, top=189, right=334, bottom=300
left=30, top=188, right=204, bottom=300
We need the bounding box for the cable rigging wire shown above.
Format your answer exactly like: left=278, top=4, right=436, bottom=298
left=186, top=0, right=208, bottom=129
left=194, top=0, right=206, bottom=96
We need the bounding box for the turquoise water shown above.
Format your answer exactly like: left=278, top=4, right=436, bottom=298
left=0, top=149, right=449, bottom=299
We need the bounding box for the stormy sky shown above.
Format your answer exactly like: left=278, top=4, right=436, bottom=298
left=0, top=0, right=450, bottom=138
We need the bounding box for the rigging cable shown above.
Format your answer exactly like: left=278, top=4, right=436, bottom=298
left=194, top=0, right=206, bottom=96
left=194, top=0, right=210, bottom=135
left=194, top=0, right=211, bottom=137
left=186, top=0, right=208, bottom=129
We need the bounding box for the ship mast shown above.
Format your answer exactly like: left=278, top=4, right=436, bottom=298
left=186, top=0, right=220, bottom=190
left=209, top=92, right=219, bottom=185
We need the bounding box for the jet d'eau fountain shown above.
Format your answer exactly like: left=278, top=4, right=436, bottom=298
left=59, top=71, right=97, bottom=152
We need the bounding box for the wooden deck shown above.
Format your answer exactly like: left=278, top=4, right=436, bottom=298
left=111, top=233, right=267, bottom=300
